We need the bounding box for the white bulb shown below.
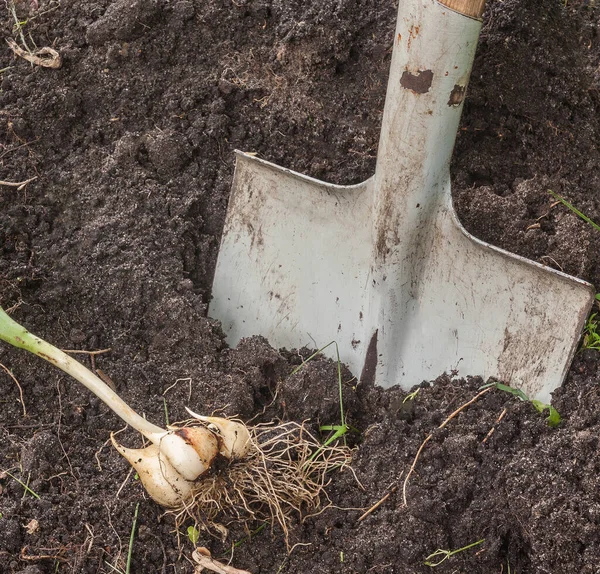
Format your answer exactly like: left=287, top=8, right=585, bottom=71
left=185, top=408, right=252, bottom=460
left=110, top=436, right=194, bottom=508
left=148, top=426, right=219, bottom=481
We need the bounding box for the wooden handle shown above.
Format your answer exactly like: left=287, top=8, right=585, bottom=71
left=438, top=0, right=486, bottom=19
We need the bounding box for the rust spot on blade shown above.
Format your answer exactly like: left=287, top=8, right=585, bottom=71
left=407, top=25, right=420, bottom=50
left=448, top=84, right=466, bottom=107
left=360, top=330, right=378, bottom=387
left=400, top=70, right=433, bottom=94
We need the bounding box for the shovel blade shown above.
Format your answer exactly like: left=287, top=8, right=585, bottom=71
left=209, top=153, right=373, bottom=378
left=210, top=0, right=595, bottom=402
left=370, top=182, right=595, bottom=403
left=210, top=155, right=595, bottom=403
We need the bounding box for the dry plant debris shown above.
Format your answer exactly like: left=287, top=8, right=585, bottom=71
left=192, top=546, right=252, bottom=574
left=6, top=38, right=62, bottom=69
left=0, top=175, right=37, bottom=189
left=402, top=387, right=493, bottom=505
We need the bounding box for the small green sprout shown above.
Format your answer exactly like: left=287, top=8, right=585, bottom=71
left=547, top=190, right=600, bottom=351
left=163, top=397, right=170, bottom=426
left=482, top=381, right=561, bottom=427
left=233, top=522, right=267, bottom=548
left=9, top=1, right=33, bottom=54
left=424, top=538, right=484, bottom=567
left=126, top=503, right=139, bottom=574
left=581, top=313, right=600, bottom=351
left=104, top=504, right=139, bottom=574
left=2, top=469, right=40, bottom=499
left=187, top=525, right=200, bottom=546
left=291, top=340, right=358, bottom=462
left=403, top=388, right=420, bottom=403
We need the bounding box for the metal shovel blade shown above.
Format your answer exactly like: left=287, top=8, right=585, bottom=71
left=209, top=0, right=595, bottom=403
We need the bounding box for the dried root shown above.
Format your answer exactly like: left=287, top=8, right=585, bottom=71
left=192, top=547, right=252, bottom=574
left=6, top=39, right=62, bottom=69
left=172, top=419, right=352, bottom=547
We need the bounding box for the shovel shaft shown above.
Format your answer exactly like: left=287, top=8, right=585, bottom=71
left=372, top=0, right=482, bottom=263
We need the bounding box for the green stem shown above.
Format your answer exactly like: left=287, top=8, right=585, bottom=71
left=126, top=503, right=139, bottom=574
left=549, top=190, right=600, bottom=233
left=0, top=308, right=163, bottom=438
left=425, top=539, right=485, bottom=567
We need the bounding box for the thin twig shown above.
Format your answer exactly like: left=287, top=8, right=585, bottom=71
left=94, top=434, right=114, bottom=472
left=115, top=466, right=134, bottom=500
left=4, top=300, right=23, bottom=314
left=482, top=408, right=508, bottom=444
left=55, top=379, right=77, bottom=480
left=0, top=361, right=26, bottom=416
left=402, top=387, right=493, bottom=506
left=62, top=348, right=112, bottom=355
left=0, top=138, right=39, bottom=159
left=0, top=176, right=37, bottom=190
left=20, top=546, right=67, bottom=562
left=163, top=376, right=193, bottom=402
left=358, top=481, right=400, bottom=522
left=62, top=348, right=112, bottom=374
left=84, top=523, right=95, bottom=554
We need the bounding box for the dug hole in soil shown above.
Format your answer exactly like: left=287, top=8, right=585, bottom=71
left=1, top=0, right=600, bottom=572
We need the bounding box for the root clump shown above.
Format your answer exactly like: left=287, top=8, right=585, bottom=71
left=173, top=419, right=353, bottom=545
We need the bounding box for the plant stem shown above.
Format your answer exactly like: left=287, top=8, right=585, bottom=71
left=549, top=190, right=600, bottom=233
left=0, top=308, right=164, bottom=438
left=3, top=469, right=40, bottom=499
left=126, top=503, right=139, bottom=574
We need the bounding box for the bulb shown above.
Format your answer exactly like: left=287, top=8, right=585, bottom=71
left=185, top=408, right=251, bottom=460
left=110, top=436, right=194, bottom=508
left=146, top=426, right=219, bottom=481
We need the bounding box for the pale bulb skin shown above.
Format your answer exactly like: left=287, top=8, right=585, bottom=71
left=110, top=437, right=194, bottom=507
left=185, top=409, right=251, bottom=460
left=147, top=426, right=219, bottom=481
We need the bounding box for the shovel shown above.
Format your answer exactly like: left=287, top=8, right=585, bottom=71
left=209, top=0, right=595, bottom=403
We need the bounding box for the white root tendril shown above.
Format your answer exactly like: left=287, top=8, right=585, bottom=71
left=173, top=419, right=353, bottom=549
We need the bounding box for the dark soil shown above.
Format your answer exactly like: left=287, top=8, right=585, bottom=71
left=1, top=0, right=600, bottom=573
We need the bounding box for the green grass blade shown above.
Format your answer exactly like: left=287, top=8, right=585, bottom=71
left=549, top=190, right=600, bottom=233
left=126, top=503, right=139, bottom=574
left=3, top=469, right=40, bottom=499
